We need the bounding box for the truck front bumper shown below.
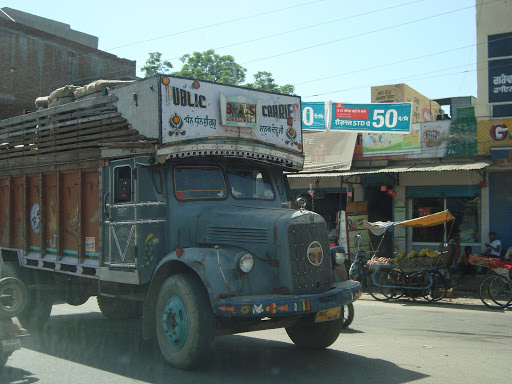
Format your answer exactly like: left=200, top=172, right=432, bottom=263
left=214, top=280, right=361, bottom=317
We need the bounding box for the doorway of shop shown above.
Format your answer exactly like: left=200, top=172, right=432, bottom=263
left=365, top=186, right=394, bottom=256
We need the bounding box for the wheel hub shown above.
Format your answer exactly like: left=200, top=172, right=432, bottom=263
left=162, top=296, right=188, bottom=350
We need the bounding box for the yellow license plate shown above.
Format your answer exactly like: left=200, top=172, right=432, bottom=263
left=314, top=307, right=342, bottom=323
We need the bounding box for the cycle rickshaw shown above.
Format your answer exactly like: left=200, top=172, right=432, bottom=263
left=363, top=210, right=455, bottom=303
left=469, top=254, right=512, bottom=309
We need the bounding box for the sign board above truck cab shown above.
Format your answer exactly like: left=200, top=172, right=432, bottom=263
left=157, top=76, right=303, bottom=169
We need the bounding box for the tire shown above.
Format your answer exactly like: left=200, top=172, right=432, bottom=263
left=97, top=296, right=143, bottom=319
left=405, top=271, right=430, bottom=302
left=286, top=315, right=343, bottom=349
left=155, top=274, right=215, bottom=370
left=488, top=275, right=512, bottom=308
left=424, top=271, right=448, bottom=302
left=479, top=276, right=512, bottom=309
left=1, top=262, right=52, bottom=331
left=367, top=270, right=394, bottom=301
left=342, top=303, right=354, bottom=329
left=0, top=277, right=28, bottom=318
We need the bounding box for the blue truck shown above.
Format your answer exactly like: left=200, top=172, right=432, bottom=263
left=0, top=76, right=361, bottom=369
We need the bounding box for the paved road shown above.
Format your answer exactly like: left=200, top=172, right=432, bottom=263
left=2, top=295, right=511, bottom=384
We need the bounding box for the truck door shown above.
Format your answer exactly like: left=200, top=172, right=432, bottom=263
left=104, top=157, right=166, bottom=281
left=106, top=159, right=137, bottom=269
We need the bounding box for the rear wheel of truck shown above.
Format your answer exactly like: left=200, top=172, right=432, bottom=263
left=0, top=262, right=52, bottom=331
left=286, top=314, right=343, bottom=349
left=97, top=296, right=143, bottom=319
left=155, top=274, right=215, bottom=370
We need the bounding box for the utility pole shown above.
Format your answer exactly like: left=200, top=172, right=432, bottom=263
left=233, top=64, right=238, bottom=86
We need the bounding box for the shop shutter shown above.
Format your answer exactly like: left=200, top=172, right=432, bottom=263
left=489, top=173, right=512, bottom=253
left=362, top=174, right=395, bottom=187
left=406, top=185, right=481, bottom=199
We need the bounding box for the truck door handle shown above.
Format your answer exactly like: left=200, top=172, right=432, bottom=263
left=104, top=192, right=110, bottom=218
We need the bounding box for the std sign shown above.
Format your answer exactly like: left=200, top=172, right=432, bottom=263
left=302, top=102, right=328, bottom=131
left=331, top=102, right=412, bottom=133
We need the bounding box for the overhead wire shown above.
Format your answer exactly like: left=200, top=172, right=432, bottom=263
left=106, top=0, right=327, bottom=51
left=241, top=1, right=501, bottom=65
left=302, top=57, right=512, bottom=98
left=165, top=0, right=426, bottom=62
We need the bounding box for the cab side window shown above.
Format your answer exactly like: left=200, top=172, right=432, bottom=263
left=114, top=165, right=132, bottom=203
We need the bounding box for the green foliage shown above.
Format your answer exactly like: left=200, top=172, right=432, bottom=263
left=141, top=50, right=294, bottom=95
left=244, top=71, right=295, bottom=95
left=172, top=50, right=247, bottom=86
left=141, top=52, right=173, bottom=78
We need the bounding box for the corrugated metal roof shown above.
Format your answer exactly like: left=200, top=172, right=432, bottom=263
left=287, top=160, right=492, bottom=178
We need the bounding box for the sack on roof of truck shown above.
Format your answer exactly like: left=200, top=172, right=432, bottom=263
left=74, top=80, right=135, bottom=99
left=34, top=96, right=50, bottom=109
left=49, top=85, right=78, bottom=102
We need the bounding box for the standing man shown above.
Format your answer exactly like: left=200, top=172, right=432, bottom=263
left=484, top=231, right=502, bottom=259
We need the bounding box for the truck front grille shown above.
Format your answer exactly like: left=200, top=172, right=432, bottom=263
left=207, top=226, right=268, bottom=244
left=288, top=222, right=332, bottom=294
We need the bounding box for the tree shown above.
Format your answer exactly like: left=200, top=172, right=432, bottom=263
left=172, top=50, right=246, bottom=85
left=141, top=50, right=294, bottom=95
left=244, top=71, right=295, bottom=95
left=141, top=52, right=173, bottom=78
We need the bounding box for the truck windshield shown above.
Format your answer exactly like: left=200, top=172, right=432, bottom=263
left=174, top=166, right=227, bottom=200
left=227, top=167, right=275, bottom=200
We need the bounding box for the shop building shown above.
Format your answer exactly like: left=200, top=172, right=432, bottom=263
left=291, top=95, right=492, bottom=258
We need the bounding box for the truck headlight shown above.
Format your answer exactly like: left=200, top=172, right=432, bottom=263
left=237, top=253, right=255, bottom=273
left=330, top=246, right=346, bottom=266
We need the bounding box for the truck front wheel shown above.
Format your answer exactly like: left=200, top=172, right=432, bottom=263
left=286, top=314, right=343, bottom=349
left=155, top=274, right=215, bottom=370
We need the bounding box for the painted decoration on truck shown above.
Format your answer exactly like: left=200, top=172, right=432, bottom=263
left=160, top=77, right=302, bottom=152
left=30, top=203, right=40, bottom=233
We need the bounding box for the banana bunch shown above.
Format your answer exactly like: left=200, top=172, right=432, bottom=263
left=406, top=250, right=419, bottom=259
left=419, top=248, right=438, bottom=258
left=393, top=252, right=406, bottom=262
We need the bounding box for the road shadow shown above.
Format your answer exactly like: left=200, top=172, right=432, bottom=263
left=392, top=298, right=509, bottom=312
left=14, top=311, right=428, bottom=384
left=0, top=366, right=39, bottom=384
left=358, top=294, right=505, bottom=312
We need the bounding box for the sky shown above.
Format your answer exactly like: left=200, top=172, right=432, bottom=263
left=2, top=0, right=479, bottom=104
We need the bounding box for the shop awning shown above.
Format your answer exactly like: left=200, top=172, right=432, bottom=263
left=395, top=210, right=454, bottom=227
left=287, top=159, right=492, bottom=178
left=363, top=210, right=455, bottom=236
left=302, top=131, right=358, bottom=172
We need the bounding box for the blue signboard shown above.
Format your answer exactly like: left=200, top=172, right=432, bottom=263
left=302, top=102, right=327, bottom=131
left=330, top=102, right=412, bottom=133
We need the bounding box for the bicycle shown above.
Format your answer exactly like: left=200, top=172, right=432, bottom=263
left=348, top=234, right=376, bottom=290
left=366, top=252, right=450, bottom=303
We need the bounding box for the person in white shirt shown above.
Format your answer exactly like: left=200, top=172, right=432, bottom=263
left=484, top=231, right=502, bottom=259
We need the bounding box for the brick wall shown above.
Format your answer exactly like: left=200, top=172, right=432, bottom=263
left=0, top=18, right=136, bottom=120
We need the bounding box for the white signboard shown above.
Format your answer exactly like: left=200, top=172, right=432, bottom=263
left=160, top=77, right=302, bottom=153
